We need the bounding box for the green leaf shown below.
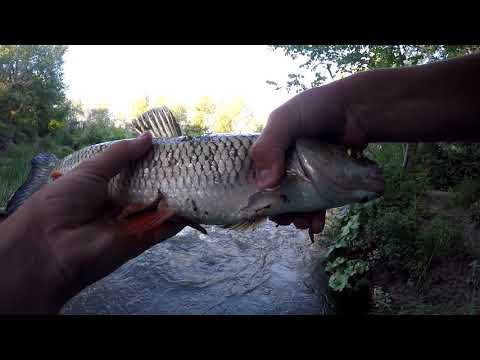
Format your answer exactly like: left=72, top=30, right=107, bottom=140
left=329, top=271, right=350, bottom=292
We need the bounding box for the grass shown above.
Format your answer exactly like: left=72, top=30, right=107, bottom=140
left=0, top=122, right=132, bottom=212
left=0, top=142, right=38, bottom=210
left=466, top=260, right=480, bottom=315
left=415, top=216, right=462, bottom=287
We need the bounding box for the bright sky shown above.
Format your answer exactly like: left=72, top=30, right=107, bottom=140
left=62, top=45, right=313, bottom=122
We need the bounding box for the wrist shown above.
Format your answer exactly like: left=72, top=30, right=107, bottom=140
left=342, top=68, right=418, bottom=143
left=0, top=208, right=68, bottom=314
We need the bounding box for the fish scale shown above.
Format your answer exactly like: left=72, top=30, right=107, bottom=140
left=52, top=135, right=259, bottom=225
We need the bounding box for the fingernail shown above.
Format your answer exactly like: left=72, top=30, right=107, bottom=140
left=256, top=168, right=272, bottom=186
left=137, top=131, right=151, bottom=141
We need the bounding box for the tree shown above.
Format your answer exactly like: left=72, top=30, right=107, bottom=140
left=233, top=111, right=265, bottom=133
left=213, top=98, right=246, bottom=133
left=153, top=97, right=203, bottom=136
left=170, top=103, right=188, bottom=127
left=130, top=96, right=151, bottom=119
left=154, top=95, right=180, bottom=109
left=0, top=45, right=69, bottom=139
left=268, top=45, right=480, bottom=173
left=71, top=107, right=131, bottom=149
left=192, top=96, right=215, bottom=131
left=268, top=45, right=480, bottom=93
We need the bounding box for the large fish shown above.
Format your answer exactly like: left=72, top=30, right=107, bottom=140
left=5, top=106, right=385, bottom=239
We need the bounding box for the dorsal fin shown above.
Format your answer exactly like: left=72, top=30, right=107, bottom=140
left=132, top=106, right=182, bottom=138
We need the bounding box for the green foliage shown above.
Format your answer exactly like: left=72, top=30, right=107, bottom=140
left=324, top=143, right=437, bottom=296
left=371, top=286, right=393, bottom=313
left=192, top=96, right=215, bottom=132
left=326, top=212, right=361, bottom=257
left=326, top=257, right=369, bottom=292
left=0, top=142, right=38, bottom=209
left=0, top=106, right=132, bottom=209
left=130, top=97, right=151, bottom=119
left=0, top=45, right=69, bottom=139
left=0, top=121, right=15, bottom=140
left=47, top=119, right=64, bottom=133
left=469, top=200, right=480, bottom=225
left=169, top=103, right=207, bottom=136
left=172, top=96, right=261, bottom=136
left=324, top=206, right=372, bottom=292
left=415, top=216, right=461, bottom=282
left=213, top=99, right=245, bottom=133
left=62, top=108, right=133, bottom=150
left=419, top=143, right=480, bottom=191
left=269, top=45, right=480, bottom=92
left=358, top=146, right=430, bottom=271
left=323, top=140, right=470, bottom=308
left=182, top=123, right=209, bottom=137
left=170, top=104, right=188, bottom=127
left=253, top=122, right=264, bottom=133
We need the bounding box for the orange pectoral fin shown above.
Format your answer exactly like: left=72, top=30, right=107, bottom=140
left=51, top=170, right=63, bottom=181
left=117, top=203, right=153, bottom=221
left=119, top=206, right=176, bottom=237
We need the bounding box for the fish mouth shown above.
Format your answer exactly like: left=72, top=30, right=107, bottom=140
left=295, top=140, right=386, bottom=197
left=345, top=148, right=385, bottom=195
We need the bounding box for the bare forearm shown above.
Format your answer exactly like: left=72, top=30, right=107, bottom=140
left=249, top=54, right=480, bottom=232
left=343, top=53, right=480, bottom=143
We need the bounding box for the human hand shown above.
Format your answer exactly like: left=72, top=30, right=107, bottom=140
left=0, top=132, right=185, bottom=314
left=250, top=80, right=368, bottom=235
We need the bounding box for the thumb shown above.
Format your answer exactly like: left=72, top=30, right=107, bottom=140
left=249, top=136, right=288, bottom=190
left=249, top=106, right=298, bottom=190
left=78, top=132, right=153, bottom=181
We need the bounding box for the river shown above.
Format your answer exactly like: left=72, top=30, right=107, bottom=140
left=61, top=221, right=332, bottom=315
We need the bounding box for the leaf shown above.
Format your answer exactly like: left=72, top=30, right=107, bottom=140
left=329, top=271, right=350, bottom=292
left=325, top=256, right=347, bottom=272
left=271, top=45, right=476, bottom=93
left=326, top=238, right=348, bottom=258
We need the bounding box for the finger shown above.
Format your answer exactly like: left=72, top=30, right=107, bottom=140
left=69, top=221, right=185, bottom=293
left=78, top=132, right=153, bottom=181
left=311, top=211, right=326, bottom=234
left=98, top=220, right=185, bottom=265
left=249, top=104, right=300, bottom=190
left=119, top=222, right=186, bottom=260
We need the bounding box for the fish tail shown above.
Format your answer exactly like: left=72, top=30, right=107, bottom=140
left=5, top=152, right=58, bottom=216
left=131, top=106, right=182, bottom=138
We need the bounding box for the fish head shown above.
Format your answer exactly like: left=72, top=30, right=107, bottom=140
left=293, top=138, right=385, bottom=205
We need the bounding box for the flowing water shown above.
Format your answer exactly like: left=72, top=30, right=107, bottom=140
left=61, top=221, right=332, bottom=315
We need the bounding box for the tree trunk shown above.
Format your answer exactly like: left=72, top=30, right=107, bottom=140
left=395, top=48, right=420, bottom=175
left=403, top=143, right=418, bottom=173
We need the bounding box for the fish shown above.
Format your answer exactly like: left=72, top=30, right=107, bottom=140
left=5, top=106, right=385, bottom=240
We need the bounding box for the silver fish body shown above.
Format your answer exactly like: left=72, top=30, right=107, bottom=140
left=53, top=134, right=385, bottom=227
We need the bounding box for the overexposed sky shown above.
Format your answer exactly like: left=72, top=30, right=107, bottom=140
left=62, top=45, right=314, bottom=121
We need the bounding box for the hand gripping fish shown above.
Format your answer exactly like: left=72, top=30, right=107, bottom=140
left=5, top=106, right=385, bottom=240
